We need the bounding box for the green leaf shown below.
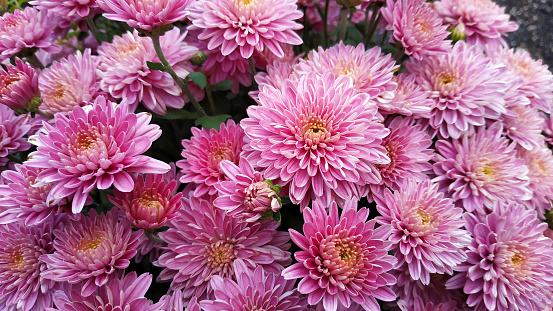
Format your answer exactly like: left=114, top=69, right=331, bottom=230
left=93, top=31, right=108, bottom=43
left=280, top=197, right=292, bottom=205
left=156, top=226, right=171, bottom=232
left=159, top=108, right=199, bottom=120
left=194, top=114, right=232, bottom=130
left=187, top=72, right=207, bottom=89
left=146, top=61, right=166, bottom=71
left=273, top=210, right=282, bottom=223
left=211, top=80, right=234, bottom=91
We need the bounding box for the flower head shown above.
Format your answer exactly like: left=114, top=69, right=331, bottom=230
left=202, top=48, right=252, bottom=94
left=25, top=96, right=170, bottom=214
left=376, top=73, right=433, bottom=118
left=499, top=104, right=544, bottom=151
left=42, top=208, right=142, bottom=297
left=187, top=0, right=303, bottom=58
left=517, top=145, right=553, bottom=217
left=0, top=58, right=40, bottom=112
left=0, top=104, right=32, bottom=159
left=30, top=0, right=98, bottom=20
left=282, top=201, right=397, bottom=311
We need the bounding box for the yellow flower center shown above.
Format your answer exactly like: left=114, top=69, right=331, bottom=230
left=78, top=236, right=103, bottom=251
left=417, top=209, right=432, bottom=225
left=9, top=249, right=24, bottom=269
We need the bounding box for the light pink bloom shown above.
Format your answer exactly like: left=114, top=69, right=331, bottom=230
left=282, top=201, right=397, bottom=311
left=242, top=72, right=390, bottom=209
left=25, top=96, right=170, bottom=214
left=96, top=0, right=192, bottom=31
left=0, top=105, right=32, bottom=158
left=42, top=209, right=142, bottom=297
left=381, top=0, right=450, bottom=60
left=542, top=112, right=553, bottom=144
left=187, top=0, right=303, bottom=58
left=376, top=73, right=433, bottom=118
left=30, top=0, right=98, bottom=20
left=517, top=145, right=553, bottom=217
left=0, top=58, right=40, bottom=111
left=499, top=104, right=544, bottom=150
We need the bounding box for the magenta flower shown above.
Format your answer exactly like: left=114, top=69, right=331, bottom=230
left=214, top=159, right=281, bottom=222
left=0, top=104, right=32, bottom=158
left=155, top=193, right=291, bottom=301
left=381, top=0, right=450, bottom=60
left=39, top=49, right=104, bottom=116
left=30, top=0, right=98, bottom=20
left=0, top=58, right=40, bottom=112
left=48, top=271, right=161, bottom=311
left=0, top=216, right=61, bottom=311
left=0, top=7, right=61, bottom=60
left=282, top=201, right=397, bottom=311
left=517, top=145, right=553, bottom=217
left=177, top=119, right=246, bottom=197
left=433, top=122, right=531, bottom=213
left=376, top=73, right=433, bottom=118
left=42, top=208, right=141, bottom=297
left=446, top=202, right=553, bottom=310
left=187, top=0, right=303, bottom=58
left=25, top=96, right=170, bottom=214
left=96, top=0, right=192, bottom=31
left=109, top=173, right=183, bottom=230
left=376, top=180, right=470, bottom=285
left=242, top=72, right=389, bottom=209
left=406, top=41, right=507, bottom=139
left=203, top=48, right=252, bottom=94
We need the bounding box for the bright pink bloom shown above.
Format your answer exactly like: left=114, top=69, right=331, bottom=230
left=109, top=174, right=183, bottom=230
left=282, top=201, right=397, bottom=311
left=376, top=73, right=433, bottom=118
left=446, top=203, right=553, bottom=310
left=156, top=193, right=291, bottom=301
left=0, top=105, right=32, bottom=159
left=25, top=96, right=170, bottom=214
left=381, top=0, right=450, bottom=60
left=0, top=58, right=40, bottom=111
left=202, top=48, right=252, bottom=94
left=177, top=119, right=246, bottom=197
left=242, top=73, right=390, bottom=209
left=30, top=0, right=98, bottom=20
left=42, top=209, right=142, bottom=297
left=376, top=180, right=470, bottom=284
left=96, top=0, right=192, bottom=31
left=187, top=0, right=303, bottom=58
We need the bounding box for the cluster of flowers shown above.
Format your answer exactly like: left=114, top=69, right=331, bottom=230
left=0, top=0, right=552, bottom=310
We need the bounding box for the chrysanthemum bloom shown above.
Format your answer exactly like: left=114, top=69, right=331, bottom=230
left=432, top=122, right=532, bottom=213
left=253, top=42, right=297, bottom=70
left=39, top=49, right=104, bottom=116
left=542, top=112, right=553, bottom=145
left=409, top=297, right=457, bottom=311
left=282, top=201, right=397, bottom=311
left=242, top=72, right=390, bottom=209
left=25, top=96, right=170, bottom=214
left=155, top=193, right=291, bottom=300
left=405, top=41, right=507, bottom=139
left=381, top=0, right=450, bottom=60
left=42, top=208, right=141, bottom=297
left=29, top=0, right=98, bottom=20
left=0, top=216, right=61, bottom=311
left=48, top=271, right=162, bottom=311
left=375, top=180, right=470, bottom=285
left=214, top=159, right=281, bottom=222
left=367, top=116, right=432, bottom=201
left=516, top=145, right=553, bottom=217
left=499, top=104, right=544, bottom=151
left=446, top=202, right=553, bottom=310
left=203, top=48, right=252, bottom=94
left=0, top=7, right=61, bottom=61
left=432, top=0, right=518, bottom=50
left=177, top=119, right=246, bottom=197
left=0, top=104, right=32, bottom=158
left=253, top=59, right=297, bottom=94
left=187, top=0, right=303, bottom=59
left=109, top=173, right=183, bottom=230
left=376, top=73, right=433, bottom=118
left=96, top=0, right=192, bottom=31
left=293, top=43, right=398, bottom=100
left=97, top=29, right=200, bottom=115
left=201, top=260, right=304, bottom=311
left=0, top=58, right=40, bottom=112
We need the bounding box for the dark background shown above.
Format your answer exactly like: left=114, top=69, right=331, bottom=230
left=495, top=0, right=553, bottom=68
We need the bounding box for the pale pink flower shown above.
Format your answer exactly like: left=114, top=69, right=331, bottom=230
left=0, top=58, right=40, bottom=112
left=30, top=0, right=98, bottom=20
left=499, top=104, right=544, bottom=150
left=0, top=105, right=32, bottom=157
left=517, top=145, right=553, bottom=217
left=376, top=73, right=433, bottom=118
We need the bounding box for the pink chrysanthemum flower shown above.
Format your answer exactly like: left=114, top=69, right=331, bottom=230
left=381, top=0, right=450, bottom=60
left=177, top=119, right=246, bottom=197
left=406, top=41, right=507, bottom=139
left=432, top=122, right=532, bottom=213
left=242, top=73, right=390, bottom=209
left=203, top=48, right=252, bottom=94
left=410, top=297, right=457, bottom=311
left=187, top=0, right=303, bottom=59
left=25, top=96, right=170, bottom=214
left=367, top=116, right=432, bottom=201
left=0, top=216, right=61, bottom=311
left=282, top=201, right=397, bottom=311
left=517, top=145, right=553, bottom=217
left=499, top=104, right=544, bottom=150
left=0, top=58, right=40, bottom=112
left=375, top=180, right=470, bottom=285
left=42, top=208, right=141, bottom=297
left=96, top=0, right=192, bottom=31
left=0, top=104, right=32, bottom=158
left=0, top=7, right=61, bottom=60
left=155, top=193, right=291, bottom=301
left=376, top=73, right=433, bottom=118
left=109, top=174, right=183, bottom=230
left=446, top=202, right=553, bottom=310
left=253, top=59, right=297, bottom=94
left=433, top=0, right=518, bottom=50
left=293, top=43, right=398, bottom=100
left=39, top=49, right=104, bottom=116
left=30, top=0, right=98, bottom=20
left=214, top=159, right=281, bottom=222
left=542, top=112, right=553, bottom=145
left=97, top=29, right=200, bottom=115
left=48, top=271, right=161, bottom=311
left=200, top=260, right=304, bottom=311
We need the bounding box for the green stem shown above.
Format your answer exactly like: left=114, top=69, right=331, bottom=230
left=35, top=109, right=54, bottom=119
left=6, top=153, right=22, bottom=164
left=248, top=56, right=258, bottom=89
left=380, top=30, right=388, bottom=46
left=393, top=48, right=404, bottom=63
left=85, top=15, right=97, bottom=34
left=26, top=54, right=44, bottom=70
left=323, top=0, right=330, bottom=47
left=338, top=7, right=350, bottom=42
left=145, top=230, right=167, bottom=246
left=150, top=35, right=207, bottom=117
left=205, top=82, right=217, bottom=115
left=365, top=3, right=382, bottom=46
